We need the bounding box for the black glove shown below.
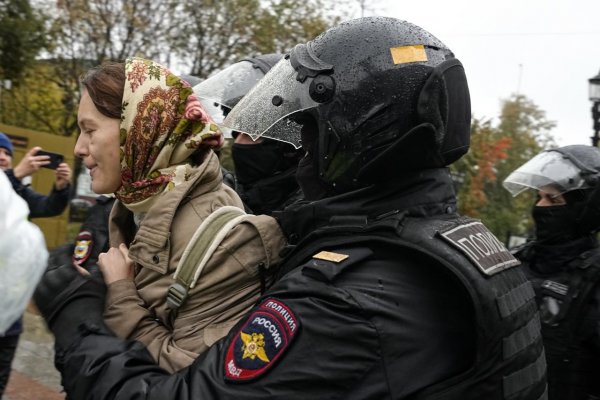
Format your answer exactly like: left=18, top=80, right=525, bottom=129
left=34, top=263, right=107, bottom=350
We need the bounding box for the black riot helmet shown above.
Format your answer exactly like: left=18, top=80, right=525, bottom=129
left=223, top=17, right=471, bottom=195
left=225, top=54, right=282, bottom=109
left=192, top=54, right=283, bottom=132
left=504, top=145, right=600, bottom=235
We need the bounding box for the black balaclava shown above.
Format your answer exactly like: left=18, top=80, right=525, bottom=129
left=231, top=134, right=304, bottom=215
left=532, top=206, right=579, bottom=244
left=530, top=189, right=598, bottom=273
left=232, top=140, right=289, bottom=185
left=532, top=189, right=588, bottom=244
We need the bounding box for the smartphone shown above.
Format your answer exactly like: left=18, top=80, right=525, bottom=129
left=36, top=150, right=64, bottom=170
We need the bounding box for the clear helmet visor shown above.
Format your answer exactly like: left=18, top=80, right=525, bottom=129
left=221, top=58, right=320, bottom=149
left=503, top=150, right=590, bottom=197
left=192, top=61, right=266, bottom=138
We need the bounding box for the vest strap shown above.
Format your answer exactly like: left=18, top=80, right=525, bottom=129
left=497, top=281, right=535, bottom=319
left=503, top=352, right=546, bottom=398
left=503, top=315, right=541, bottom=359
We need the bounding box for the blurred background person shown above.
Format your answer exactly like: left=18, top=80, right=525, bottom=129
left=0, top=133, right=71, bottom=218
left=504, top=144, right=600, bottom=400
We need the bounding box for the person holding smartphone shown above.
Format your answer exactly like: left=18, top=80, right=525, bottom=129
left=0, top=132, right=71, bottom=397
left=0, top=133, right=72, bottom=218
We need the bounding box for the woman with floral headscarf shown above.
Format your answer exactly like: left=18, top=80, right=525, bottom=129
left=74, top=58, right=286, bottom=373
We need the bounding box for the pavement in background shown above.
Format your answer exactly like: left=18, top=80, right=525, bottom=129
left=2, top=307, right=64, bottom=400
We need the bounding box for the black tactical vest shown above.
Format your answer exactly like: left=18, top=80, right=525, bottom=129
left=523, top=248, right=600, bottom=400
left=280, top=212, right=548, bottom=400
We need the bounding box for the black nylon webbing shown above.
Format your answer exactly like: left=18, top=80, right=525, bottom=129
left=497, top=281, right=535, bottom=319
left=502, top=352, right=546, bottom=398
left=503, top=315, right=541, bottom=359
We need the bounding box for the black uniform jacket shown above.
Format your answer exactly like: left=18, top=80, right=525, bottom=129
left=53, top=169, right=543, bottom=399
left=516, top=239, right=600, bottom=399
left=5, top=168, right=69, bottom=218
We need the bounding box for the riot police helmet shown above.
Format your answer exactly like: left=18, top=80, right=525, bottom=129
left=503, top=145, right=600, bottom=197
left=503, top=144, right=600, bottom=234
left=192, top=54, right=283, bottom=130
left=223, top=16, right=471, bottom=195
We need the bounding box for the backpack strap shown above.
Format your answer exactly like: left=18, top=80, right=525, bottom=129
left=167, top=206, right=247, bottom=310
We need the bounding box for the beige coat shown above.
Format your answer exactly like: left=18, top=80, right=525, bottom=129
left=103, top=151, right=286, bottom=373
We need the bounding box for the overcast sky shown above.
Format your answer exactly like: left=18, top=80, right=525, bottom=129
left=361, top=0, right=600, bottom=146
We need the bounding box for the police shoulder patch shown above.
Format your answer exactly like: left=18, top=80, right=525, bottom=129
left=439, top=221, right=520, bottom=276
left=72, top=230, right=93, bottom=265
left=224, top=298, right=300, bottom=382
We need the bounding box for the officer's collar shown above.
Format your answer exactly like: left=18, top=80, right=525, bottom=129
left=276, top=168, right=457, bottom=245
left=531, top=235, right=599, bottom=274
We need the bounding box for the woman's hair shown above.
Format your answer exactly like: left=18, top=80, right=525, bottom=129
left=80, top=62, right=126, bottom=119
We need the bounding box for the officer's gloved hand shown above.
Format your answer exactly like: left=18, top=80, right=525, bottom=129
left=34, top=263, right=107, bottom=351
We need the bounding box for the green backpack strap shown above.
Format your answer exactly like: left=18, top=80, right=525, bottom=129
left=167, top=206, right=247, bottom=310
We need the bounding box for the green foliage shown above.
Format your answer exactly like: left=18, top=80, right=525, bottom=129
left=0, top=0, right=48, bottom=81
left=0, top=61, right=78, bottom=135
left=175, top=0, right=341, bottom=78
left=253, top=0, right=342, bottom=54
left=453, top=94, right=556, bottom=241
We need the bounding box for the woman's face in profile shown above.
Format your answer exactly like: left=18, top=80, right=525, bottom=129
left=75, top=90, right=122, bottom=194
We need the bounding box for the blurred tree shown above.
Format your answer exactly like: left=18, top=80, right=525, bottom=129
left=0, top=0, right=48, bottom=81
left=453, top=94, right=556, bottom=243
left=454, top=119, right=512, bottom=218
left=174, top=0, right=340, bottom=78
left=48, top=0, right=176, bottom=65
left=0, top=61, right=74, bottom=134
left=0, top=0, right=49, bottom=124
left=33, top=0, right=180, bottom=136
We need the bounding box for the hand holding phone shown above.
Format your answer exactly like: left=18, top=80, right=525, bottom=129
left=13, top=147, right=65, bottom=179
left=35, top=150, right=64, bottom=170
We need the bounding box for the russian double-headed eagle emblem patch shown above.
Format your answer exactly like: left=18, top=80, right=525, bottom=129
left=72, top=230, right=93, bottom=265
left=224, top=298, right=300, bottom=381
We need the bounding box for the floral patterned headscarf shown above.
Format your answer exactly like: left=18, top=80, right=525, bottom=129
left=116, top=57, right=223, bottom=213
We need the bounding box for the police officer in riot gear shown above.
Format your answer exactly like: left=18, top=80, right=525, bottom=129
left=504, top=145, right=600, bottom=400
left=193, top=54, right=304, bottom=215
left=34, top=17, right=547, bottom=399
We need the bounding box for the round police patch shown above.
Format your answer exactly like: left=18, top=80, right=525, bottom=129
left=225, top=298, right=300, bottom=382
left=72, top=230, right=93, bottom=265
